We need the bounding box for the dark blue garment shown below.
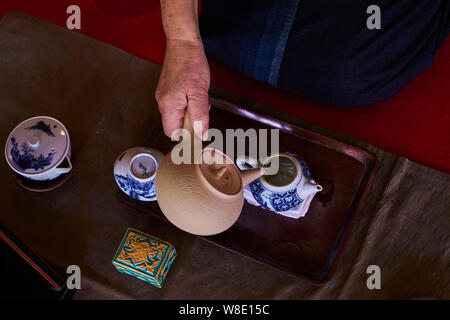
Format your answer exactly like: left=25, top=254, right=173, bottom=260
left=200, top=1, right=449, bottom=106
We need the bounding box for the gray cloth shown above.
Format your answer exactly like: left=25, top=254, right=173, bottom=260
left=0, top=13, right=448, bottom=299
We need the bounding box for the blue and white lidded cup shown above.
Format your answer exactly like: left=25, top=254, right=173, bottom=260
left=5, top=116, right=72, bottom=181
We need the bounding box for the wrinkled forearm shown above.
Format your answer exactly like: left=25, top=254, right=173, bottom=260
left=160, top=0, right=201, bottom=42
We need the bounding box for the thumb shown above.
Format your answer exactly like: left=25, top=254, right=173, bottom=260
left=187, top=93, right=210, bottom=140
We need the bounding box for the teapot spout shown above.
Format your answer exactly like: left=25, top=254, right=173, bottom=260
left=299, top=180, right=323, bottom=199
left=241, top=168, right=263, bottom=187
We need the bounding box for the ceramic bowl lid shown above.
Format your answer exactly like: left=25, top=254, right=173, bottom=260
left=4, top=116, right=70, bottom=175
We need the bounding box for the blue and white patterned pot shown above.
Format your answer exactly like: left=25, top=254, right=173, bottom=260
left=4, top=116, right=72, bottom=181
left=237, top=153, right=322, bottom=213
left=114, top=147, right=164, bottom=201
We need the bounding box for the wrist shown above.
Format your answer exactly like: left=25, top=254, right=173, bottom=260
left=166, top=37, right=203, bottom=46
left=164, top=20, right=202, bottom=43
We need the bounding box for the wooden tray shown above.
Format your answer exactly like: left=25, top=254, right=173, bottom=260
left=117, top=96, right=377, bottom=284
left=0, top=220, right=66, bottom=291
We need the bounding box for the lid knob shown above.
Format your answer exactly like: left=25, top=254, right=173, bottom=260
left=27, top=136, right=40, bottom=148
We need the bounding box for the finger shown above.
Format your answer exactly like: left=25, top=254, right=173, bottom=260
left=160, top=107, right=186, bottom=138
left=187, top=93, right=210, bottom=140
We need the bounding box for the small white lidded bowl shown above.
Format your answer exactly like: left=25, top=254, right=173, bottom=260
left=4, top=116, right=72, bottom=181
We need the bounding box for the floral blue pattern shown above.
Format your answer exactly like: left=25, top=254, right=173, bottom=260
left=249, top=179, right=303, bottom=212
left=247, top=153, right=314, bottom=212
left=114, top=173, right=156, bottom=201
left=10, top=137, right=55, bottom=171
left=287, top=153, right=312, bottom=181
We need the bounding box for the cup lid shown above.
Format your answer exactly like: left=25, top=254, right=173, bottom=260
left=4, top=116, right=70, bottom=175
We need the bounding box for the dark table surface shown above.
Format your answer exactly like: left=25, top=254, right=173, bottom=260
left=0, top=13, right=448, bottom=299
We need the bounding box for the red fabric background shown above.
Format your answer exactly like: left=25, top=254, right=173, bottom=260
left=1, top=1, right=449, bottom=173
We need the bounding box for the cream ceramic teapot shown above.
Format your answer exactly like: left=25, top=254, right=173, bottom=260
left=155, top=114, right=263, bottom=236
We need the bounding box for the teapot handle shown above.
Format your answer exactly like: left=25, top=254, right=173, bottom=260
left=180, top=111, right=203, bottom=164
left=183, top=111, right=204, bottom=141
left=55, top=154, right=72, bottom=174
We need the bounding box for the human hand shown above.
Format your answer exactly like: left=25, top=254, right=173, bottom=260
left=156, top=39, right=211, bottom=138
